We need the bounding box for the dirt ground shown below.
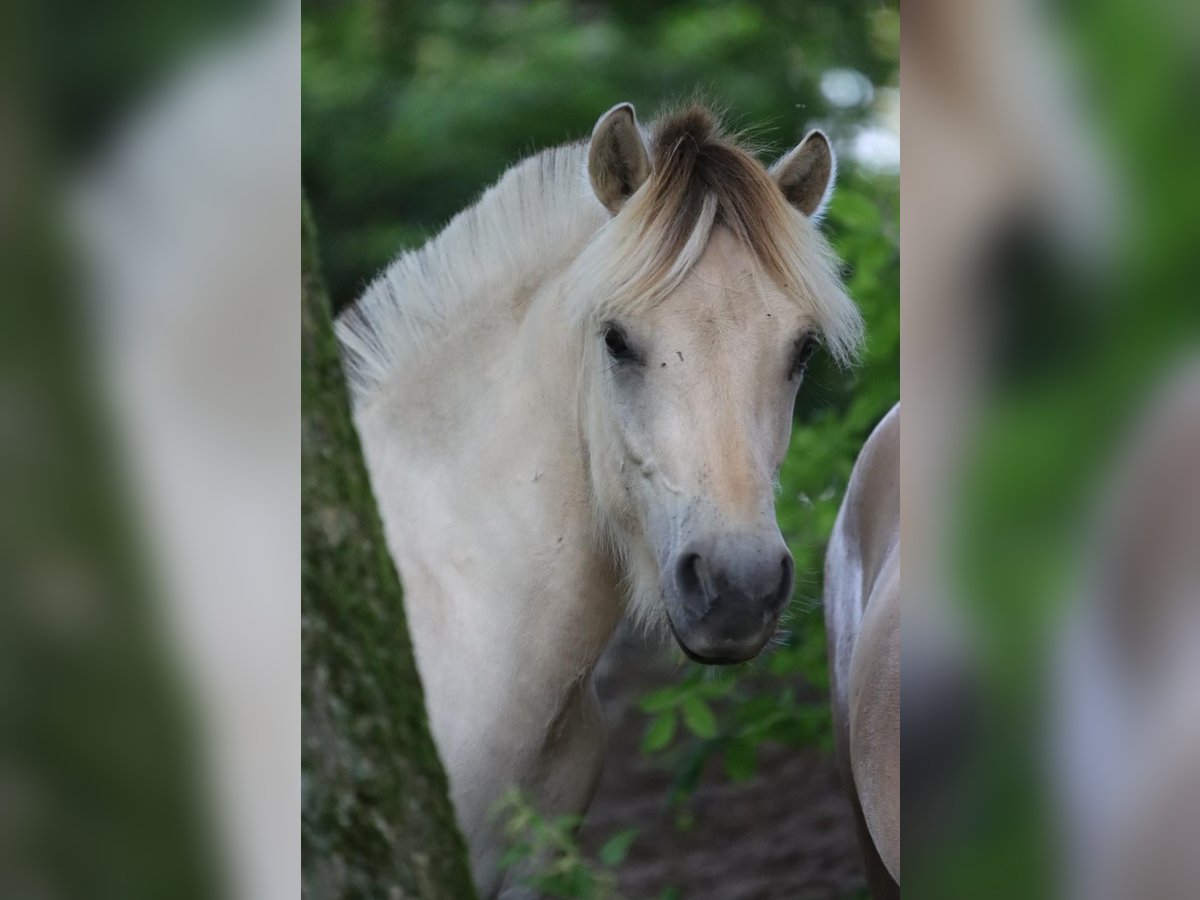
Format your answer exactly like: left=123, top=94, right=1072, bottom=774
left=580, top=627, right=867, bottom=900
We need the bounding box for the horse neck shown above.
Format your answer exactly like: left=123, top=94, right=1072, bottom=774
left=370, top=265, right=624, bottom=690
left=499, top=278, right=627, bottom=669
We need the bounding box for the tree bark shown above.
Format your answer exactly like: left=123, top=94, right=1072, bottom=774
left=301, top=200, right=478, bottom=899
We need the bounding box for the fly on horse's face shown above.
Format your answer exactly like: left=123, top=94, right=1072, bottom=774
left=579, top=103, right=847, bottom=663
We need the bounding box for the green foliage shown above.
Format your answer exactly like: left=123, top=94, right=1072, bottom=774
left=493, top=790, right=635, bottom=899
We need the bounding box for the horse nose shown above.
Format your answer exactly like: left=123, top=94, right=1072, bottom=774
left=671, top=535, right=794, bottom=662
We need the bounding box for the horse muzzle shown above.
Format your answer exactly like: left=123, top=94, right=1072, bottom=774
left=664, top=533, right=794, bottom=664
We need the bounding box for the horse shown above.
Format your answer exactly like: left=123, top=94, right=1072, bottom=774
left=336, top=101, right=863, bottom=896
left=824, top=403, right=900, bottom=898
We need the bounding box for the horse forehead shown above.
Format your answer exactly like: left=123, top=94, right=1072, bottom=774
left=690, top=227, right=764, bottom=296
left=654, top=233, right=793, bottom=336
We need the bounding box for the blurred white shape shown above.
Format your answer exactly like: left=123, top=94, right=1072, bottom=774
left=848, top=87, right=899, bottom=174
left=851, top=125, right=900, bottom=174
left=820, top=67, right=874, bottom=108
left=71, top=4, right=300, bottom=899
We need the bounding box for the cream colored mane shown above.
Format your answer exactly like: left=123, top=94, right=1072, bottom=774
left=336, top=141, right=602, bottom=399
left=337, top=106, right=862, bottom=405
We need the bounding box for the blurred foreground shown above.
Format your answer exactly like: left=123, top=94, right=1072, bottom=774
left=2, top=3, right=297, bottom=898
left=903, top=1, right=1200, bottom=898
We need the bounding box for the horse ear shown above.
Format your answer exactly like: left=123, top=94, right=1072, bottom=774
left=588, top=103, right=651, bottom=214
left=771, top=129, right=836, bottom=221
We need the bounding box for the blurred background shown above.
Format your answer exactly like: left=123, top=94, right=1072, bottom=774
left=303, top=0, right=899, bottom=315
left=304, top=1, right=898, bottom=897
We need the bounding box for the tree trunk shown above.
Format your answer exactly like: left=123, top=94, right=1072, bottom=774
left=301, top=201, right=478, bottom=900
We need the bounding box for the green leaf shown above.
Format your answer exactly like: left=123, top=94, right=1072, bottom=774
left=638, top=685, right=683, bottom=714
left=550, top=813, right=583, bottom=831
left=598, top=828, right=638, bottom=866
left=724, top=738, right=757, bottom=782
left=681, top=696, right=718, bottom=738
left=668, top=743, right=711, bottom=808
left=497, top=842, right=530, bottom=870
left=641, top=710, right=677, bottom=752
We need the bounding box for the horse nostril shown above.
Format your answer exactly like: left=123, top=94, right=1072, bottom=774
left=770, top=555, right=795, bottom=612
left=676, top=552, right=707, bottom=607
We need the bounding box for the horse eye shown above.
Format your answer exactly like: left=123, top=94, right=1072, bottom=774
left=790, top=333, right=819, bottom=379
left=603, top=324, right=636, bottom=362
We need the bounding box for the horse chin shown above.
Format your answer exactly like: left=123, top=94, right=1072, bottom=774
left=666, top=616, right=753, bottom=666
